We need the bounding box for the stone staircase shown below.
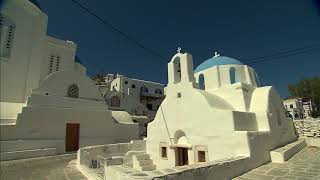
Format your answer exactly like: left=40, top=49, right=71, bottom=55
left=131, top=152, right=156, bottom=171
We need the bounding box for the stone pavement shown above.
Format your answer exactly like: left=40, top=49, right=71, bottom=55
left=0, top=154, right=87, bottom=180
left=234, top=146, right=320, bottom=180
left=1, top=147, right=319, bottom=180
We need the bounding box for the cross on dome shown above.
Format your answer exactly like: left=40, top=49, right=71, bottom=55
left=177, top=47, right=182, bottom=53
left=214, top=51, right=220, bottom=57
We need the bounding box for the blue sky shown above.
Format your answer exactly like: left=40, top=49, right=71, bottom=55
left=36, top=0, right=320, bottom=97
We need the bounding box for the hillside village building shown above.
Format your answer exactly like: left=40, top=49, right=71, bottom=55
left=100, top=74, right=164, bottom=117
left=283, top=98, right=304, bottom=119
left=283, top=97, right=313, bottom=119
left=93, top=74, right=165, bottom=137
left=77, top=51, right=298, bottom=180
left=0, top=0, right=139, bottom=161
left=301, top=97, right=313, bottom=118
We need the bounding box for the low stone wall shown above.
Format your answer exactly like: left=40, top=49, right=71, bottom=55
left=77, top=140, right=146, bottom=179
left=105, top=156, right=251, bottom=180
left=293, top=119, right=320, bottom=138
left=78, top=140, right=146, bottom=160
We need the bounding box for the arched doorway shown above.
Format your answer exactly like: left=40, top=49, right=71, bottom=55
left=111, top=96, right=121, bottom=107
left=174, top=130, right=189, bottom=166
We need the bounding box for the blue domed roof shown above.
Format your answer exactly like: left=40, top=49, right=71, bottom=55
left=194, top=56, right=244, bottom=73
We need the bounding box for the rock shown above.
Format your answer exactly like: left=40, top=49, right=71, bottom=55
left=293, top=119, right=320, bottom=138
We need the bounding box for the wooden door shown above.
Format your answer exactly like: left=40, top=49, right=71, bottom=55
left=176, top=147, right=188, bottom=166
left=65, top=123, right=80, bottom=152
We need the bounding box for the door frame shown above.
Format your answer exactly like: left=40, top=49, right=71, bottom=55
left=65, top=123, right=80, bottom=152
left=175, top=147, right=189, bottom=166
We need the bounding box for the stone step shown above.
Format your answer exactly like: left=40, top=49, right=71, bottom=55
left=0, top=119, right=16, bottom=125
left=270, top=139, right=307, bottom=163
left=105, top=156, right=123, bottom=166
left=0, top=148, right=56, bottom=161
left=123, top=157, right=132, bottom=165
left=126, top=151, right=145, bottom=157
left=140, top=164, right=156, bottom=171
left=134, top=153, right=150, bottom=160
left=123, top=151, right=145, bottom=167
left=138, top=159, right=153, bottom=166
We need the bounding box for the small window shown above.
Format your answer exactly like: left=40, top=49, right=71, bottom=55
left=67, top=84, right=79, bottom=98
left=161, top=147, right=167, bottom=158
left=56, top=58, right=60, bottom=71
left=229, top=67, right=239, bottom=84
left=198, top=151, right=206, bottom=162
left=141, top=86, right=148, bottom=93
left=290, top=104, right=293, bottom=108
left=198, top=74, right=205, bottom=90
left=124, top=81, right=128, bottom=84
left=155, top=89, right=162, bottom=94
left=48, top=54, right=62, bottom=73
left=49, top=55, right=54, bottom=74
left=177, top=92, right=181, bottom=98
left=132, top=84, right=136, bottom=88
left=0, top=14, right=16, bottom=59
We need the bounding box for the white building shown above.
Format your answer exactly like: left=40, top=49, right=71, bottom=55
left=283, top=97, right=313, bottom=119
left=283, top=98, right=304, bottom=119
left=101, top=74, right=165, bottom=137
left=0, top=0, right=139, bottom=161
left=106, top=74, right=164, bottom=114
left=301, top=97, right=313, bottom=118
left=77, top=51, right=298, bottom=180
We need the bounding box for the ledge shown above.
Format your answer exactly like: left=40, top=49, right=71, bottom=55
left=304, top=137, right=320, bottom=147
left=0, top=148, right=57, bottom=161
left=270, top=139, right=307, bottom=163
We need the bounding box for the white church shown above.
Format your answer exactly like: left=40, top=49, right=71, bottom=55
left=77, top=51, right=298, bottom=180
left=0, top=0, right=140, bottom=161
left=146, top=51, right=297, bottom=168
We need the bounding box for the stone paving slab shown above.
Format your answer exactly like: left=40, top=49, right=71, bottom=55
left=0, top=154, right=87, bottom=180
left=234, top=147, right=320, bottom=180
left=1, top=147, right=319, bottom=180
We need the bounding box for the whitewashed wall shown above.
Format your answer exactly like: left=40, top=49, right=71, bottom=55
left=0, top=0, right=48, bottom=103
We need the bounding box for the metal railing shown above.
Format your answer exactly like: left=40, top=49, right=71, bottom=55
left=80, top=150, right=104, bottom=179
left=96, top=155, right=107, bottom=178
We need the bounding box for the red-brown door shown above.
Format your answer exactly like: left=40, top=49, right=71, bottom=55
left=65, top=123, right=80, bottom=152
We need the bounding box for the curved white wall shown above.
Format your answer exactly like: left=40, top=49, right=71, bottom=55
left=34, top=70, right=103, bottom=101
